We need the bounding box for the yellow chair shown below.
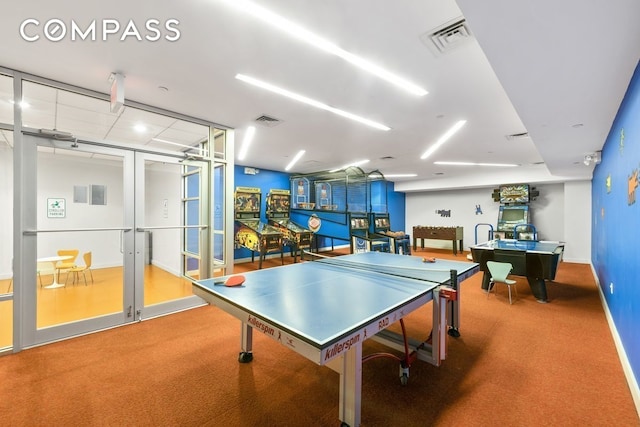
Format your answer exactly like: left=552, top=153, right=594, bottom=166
left=66, top=252, right=93, bottom=286
left=7, top=264, right=43, bottom=292
left=55, top=249, right=79, bottom=283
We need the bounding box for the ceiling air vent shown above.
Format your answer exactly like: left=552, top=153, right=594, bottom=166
left=421, top=18, right=473, bottom=56
left=254, top=114, right=282, bottom=127
left=505, top=132, right=530, bottom=141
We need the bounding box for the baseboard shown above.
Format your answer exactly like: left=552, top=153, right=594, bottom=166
left=561, top=257, right=591, bottom=264
left=591, top=263, right=640, bottom=417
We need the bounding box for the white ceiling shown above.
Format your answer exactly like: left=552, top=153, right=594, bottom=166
left=1, top=0, right=639, bottom=192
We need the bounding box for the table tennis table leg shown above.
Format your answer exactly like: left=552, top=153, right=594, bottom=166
left=238, top=322, right=254, bottom=363
left=337, top=344, right=363, bottom=427
left=447, top=269, right=460, bottom=337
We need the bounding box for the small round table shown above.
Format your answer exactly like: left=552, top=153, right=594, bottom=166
left=37, top=255, right=73, bottom=289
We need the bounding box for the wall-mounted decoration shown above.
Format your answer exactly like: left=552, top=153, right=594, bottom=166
left=73, top=186, right=88, bottom=203
left=47, top=198, right=66, bottom=218
left=628, top=168, right=638, bottom=205
left=436, top=209, right=451, bottom=217
left=308, top=214, right=321, bottom=233
left=90, top=184, right=107, bottom=206
left=619, top=128, right=625, bottom=154
left=475, top=204, right=483, bottom=215
left=499, top=184, right=530, bottom=204
left=606, top=174, right=612, bottom=194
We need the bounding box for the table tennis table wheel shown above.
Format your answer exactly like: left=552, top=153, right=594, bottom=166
left=448, top=327, right=460, bottom=338
left=238, top=351, right=253, bottom=363
left=399, top=365, right=409, bottom=386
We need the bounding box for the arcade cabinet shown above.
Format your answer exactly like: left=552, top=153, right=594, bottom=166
left=349, top=213, right=390, bottom=253
left=369, top=212, right=411, bottom=255
left=266, top=189, right=314, bottom=262
left=493, top=184, right=539, bottom=239
left=234, top=186, right=284, bottom=269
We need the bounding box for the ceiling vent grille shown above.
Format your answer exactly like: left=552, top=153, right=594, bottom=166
left=421, top=18, right=473, bottom=56
left=505, top=132, right=530, bottom=141
left=254, top=114, right=282, bottom=127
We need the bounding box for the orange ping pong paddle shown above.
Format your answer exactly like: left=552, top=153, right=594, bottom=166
left=422, top=257, right=436, bottom=263
left=214, top=275, right=246, bottom=287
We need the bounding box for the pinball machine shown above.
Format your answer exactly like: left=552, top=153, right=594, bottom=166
left=369, top=212, right=411, bottom=255
left=234, top=186, right=284, bottom=269
left=266, top=189, right=314, bottom=262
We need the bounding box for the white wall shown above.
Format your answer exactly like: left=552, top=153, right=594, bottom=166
left=36, top=153, right=124, bottom=271
left=145, top=163, right=182, bottom=276
left=405, top=182, right=591, bottom=263
left=563, top=181, right=591, bottom=263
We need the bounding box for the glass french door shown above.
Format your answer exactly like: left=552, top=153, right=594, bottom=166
left=134, top=152, right=209, bottom=319
left=21, top=135, right=209, bottom=347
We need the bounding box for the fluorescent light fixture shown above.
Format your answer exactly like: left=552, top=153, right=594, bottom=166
left=9, top=99, right=30, bottom=108
left=420, top=120, right=467, bottom=160
left=151, top=137, right=200, bottom=151
left=434, top=161, right=518, bottom=167
left=285, top=149, right=306, bottom=171
left=236, top=74, right=390, bottom=131
left=223, top=0, right=427, bottom=96
left=383, top=173, right=418, bottom=178
left=329, top=159, right=369, bottom=173
left=238, top=126, right=256, bottom=161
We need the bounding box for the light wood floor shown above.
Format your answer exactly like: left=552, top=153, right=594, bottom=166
left=0, top=265, right=194, bottom=348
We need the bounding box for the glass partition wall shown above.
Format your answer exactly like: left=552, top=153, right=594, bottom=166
left=2, top=69, right=234, bottom=352
left=0, top=72, right=15, bottom=352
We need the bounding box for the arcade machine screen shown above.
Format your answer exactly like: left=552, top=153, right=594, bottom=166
left=497, top=205, right=530, bottom=233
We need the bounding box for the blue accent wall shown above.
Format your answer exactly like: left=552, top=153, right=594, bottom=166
left=592, top=60, right=640, bottom=387
left=233, top=166, right=406, bottom=258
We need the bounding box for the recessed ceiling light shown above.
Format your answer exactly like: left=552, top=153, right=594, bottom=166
left=434, top=161, right=518, bottom=167
left=421, top=120, right=466, bottom=160
left=9, top=99, right=29, bottom=109
left=329, top=159, right=370, bottom=173
left=236, top=74, right=390, bottom=131
left=134, top=124, right=147, bottom=133
left=238, top=126, right=256, bottom=161
left=222, top=0, right=427, bottom=96
left=151, top=137, right=199, bottom=151
left=383, top=173, right=418, bottom=178
left=285, top=150, right=306, bottom=171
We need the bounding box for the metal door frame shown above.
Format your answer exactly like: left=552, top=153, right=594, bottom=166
left=19, top=134, right=136, bottom=347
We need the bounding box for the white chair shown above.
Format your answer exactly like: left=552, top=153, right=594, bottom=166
left=487, top=261, right=518, bottom=304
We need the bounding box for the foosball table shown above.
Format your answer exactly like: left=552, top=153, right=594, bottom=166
left=412, top=226, right=464, bottom=255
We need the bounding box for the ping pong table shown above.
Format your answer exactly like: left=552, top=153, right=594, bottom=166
left=193, top=251, right=479, bottom=427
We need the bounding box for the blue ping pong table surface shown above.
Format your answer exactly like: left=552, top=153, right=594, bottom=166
left=194, top=251, right=478, bottom=350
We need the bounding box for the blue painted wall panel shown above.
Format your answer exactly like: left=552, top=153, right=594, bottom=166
left=233, top=166, right=406, bottom=256
left=592, top=60, right=640, bottom=386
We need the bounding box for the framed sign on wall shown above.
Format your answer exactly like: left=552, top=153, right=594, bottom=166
left=47, top=198, right=66, bottom=218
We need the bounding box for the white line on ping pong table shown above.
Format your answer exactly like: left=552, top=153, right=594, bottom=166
left=302, top=251, right=455, bottom=284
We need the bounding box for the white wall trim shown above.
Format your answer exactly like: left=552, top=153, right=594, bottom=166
left=591, top=263, right=640, bottom=417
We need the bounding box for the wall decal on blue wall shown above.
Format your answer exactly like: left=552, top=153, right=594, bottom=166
left=592, top=60, right=640, bottom=386
left=606, top=174, right=612, bottom=193
left=475, top=204, right=483, bottom=215
left=628, top=168, right=638, bottom=205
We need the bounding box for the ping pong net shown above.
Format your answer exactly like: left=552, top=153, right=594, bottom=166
left=303, top=251, right=454, bottom=285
